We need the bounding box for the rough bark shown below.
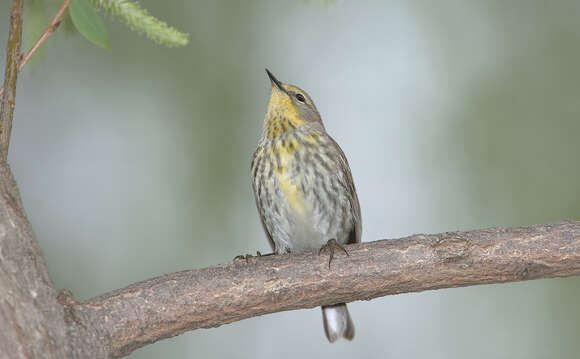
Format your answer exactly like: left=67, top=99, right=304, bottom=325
left=0, top=159, right=72, bottom=358
left=0, top=1, right=69, bottom=358
left=0, top=0, right=22, bottom=158
left=0, top=2, right=103, bottom=358
left=69, top=220, right=580, bottom=358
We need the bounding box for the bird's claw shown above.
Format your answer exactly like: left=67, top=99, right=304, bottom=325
left=233, top=251, right=263, bottom=263
left=318, top=239, right=349, bottom=269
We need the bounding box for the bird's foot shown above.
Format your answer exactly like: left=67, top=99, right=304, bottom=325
left=233, top=251, right=264, bottom=263
left=318, top=239, right=349, bottom=269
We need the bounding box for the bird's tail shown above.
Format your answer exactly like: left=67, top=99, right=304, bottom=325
left=322, top=303, right=355, bottom=343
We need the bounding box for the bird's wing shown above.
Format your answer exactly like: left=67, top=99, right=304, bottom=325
left=251, top=145, right=277, bottom=252
left=328, top=136, right=362, bottom=244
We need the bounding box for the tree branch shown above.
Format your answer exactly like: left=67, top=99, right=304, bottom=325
left=0, top=0, right=23, bottom=158
left=19, top=0, right=71, bottom=71
left=71, top=220, right=580, bottom=358
left=0, top=3, right=103, bottom=358
left=0, top=0, right=71, bottom=99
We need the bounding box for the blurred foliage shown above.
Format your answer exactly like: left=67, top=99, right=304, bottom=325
left=91, top=0, right=189, bottom=47
left=22, top=0, right=188, bottom=51
left=448, top=1, right=580, bottom=226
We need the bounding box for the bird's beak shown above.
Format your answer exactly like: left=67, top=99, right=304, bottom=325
left=266, top=69, right=285, bottom=92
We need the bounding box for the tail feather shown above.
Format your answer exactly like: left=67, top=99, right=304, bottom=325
left=322, top=303, right=355, bottom=343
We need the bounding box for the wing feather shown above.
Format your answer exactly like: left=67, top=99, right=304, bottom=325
left=251, top=145, right=277, bottom=251
left=327, top=135, right=362, bottom=244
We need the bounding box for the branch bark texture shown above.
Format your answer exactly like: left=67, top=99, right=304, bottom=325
left=0, top=2, right=71, bottom=358
left=0, top=0, right=23, bottom=159
left=0, top=2, right=102, bottom=358
left=72, top=220, right=580, bottom=358
left=0, top=158, right=73, bottom=358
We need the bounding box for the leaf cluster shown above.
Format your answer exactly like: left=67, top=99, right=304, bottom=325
left=69, top=0, right=189, bottom=49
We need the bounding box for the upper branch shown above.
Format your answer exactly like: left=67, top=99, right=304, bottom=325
left=0, top=0, right=23, bottom=159
left=72, top=220, right=580, bottom=358
left=18, top=0, right=71, bottom=71
left=0, top=0, right=71, bottom=98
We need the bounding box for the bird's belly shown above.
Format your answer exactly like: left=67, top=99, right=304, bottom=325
left=274, top=162, right=345, bottom=253
left=275, top=170, right=324, bottom=251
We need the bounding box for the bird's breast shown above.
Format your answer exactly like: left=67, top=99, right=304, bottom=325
left=270, top=139, right=311, bottom=217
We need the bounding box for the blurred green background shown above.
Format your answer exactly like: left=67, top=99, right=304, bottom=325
left=2, top=0, right=580, bottom=358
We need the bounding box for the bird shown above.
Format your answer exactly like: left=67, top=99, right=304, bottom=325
left=250, top=69, right=362, bottom=342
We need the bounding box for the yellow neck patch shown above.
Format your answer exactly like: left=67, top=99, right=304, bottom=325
left=264, top=86, right=305, bottom=139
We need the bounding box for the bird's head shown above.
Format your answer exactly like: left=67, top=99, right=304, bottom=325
left=264, top=69, right=322, bottom=135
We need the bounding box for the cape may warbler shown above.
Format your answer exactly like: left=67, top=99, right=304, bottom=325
left=251, top=70, right=361, bottom=342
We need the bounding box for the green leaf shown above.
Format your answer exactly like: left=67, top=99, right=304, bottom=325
left=69, top=0, right=110, bottom=50
left=91, top=0, right=189, bottom=47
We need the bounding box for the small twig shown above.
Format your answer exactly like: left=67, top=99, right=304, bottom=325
left=19, top=0, right=71, bottom=71
left=0, top=0, right=71, bottom=99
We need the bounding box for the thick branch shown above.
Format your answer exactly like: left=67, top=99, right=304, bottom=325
left=0, top=159, right=73, bottom=359
left=73, top=220, right=580, bottom=358
left=0, top=3, right=70, bottom=358
left=0, top=3, right=103, bottom=358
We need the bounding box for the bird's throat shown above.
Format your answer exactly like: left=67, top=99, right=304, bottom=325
left=264, top=107, right=306, bottom=139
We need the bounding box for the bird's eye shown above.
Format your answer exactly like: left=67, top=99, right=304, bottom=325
left=295, top=93, right=306, bottom=103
